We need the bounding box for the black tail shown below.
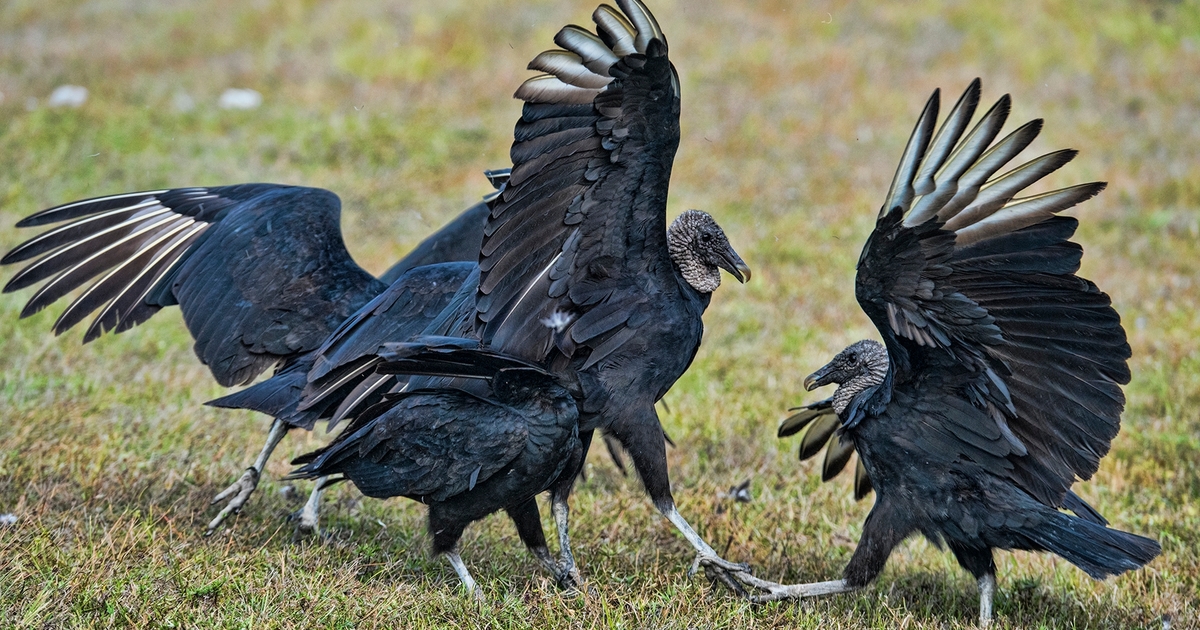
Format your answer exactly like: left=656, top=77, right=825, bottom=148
left=1028, top=510, right=1160, bottom=579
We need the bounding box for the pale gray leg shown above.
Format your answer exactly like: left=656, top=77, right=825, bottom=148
left=661, top=502, right=752, bottom=595
left=292, top=476, right=330, bottom=539
left=978, top=573, right=996, bottom=627
left=445, top=549, right=483, bottom=600
left=206, top=418, right=287, bottom=534
left=737, top=574, right=858, bottom=603
left=552, top=493, right=583, bottom=589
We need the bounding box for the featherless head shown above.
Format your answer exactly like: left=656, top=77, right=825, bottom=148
left=667, top=210, right=750, bottom=293
left=805, top=340, right=889, bottom=416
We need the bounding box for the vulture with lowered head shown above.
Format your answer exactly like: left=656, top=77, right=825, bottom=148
left=751, top=80, right=1159, bottom=626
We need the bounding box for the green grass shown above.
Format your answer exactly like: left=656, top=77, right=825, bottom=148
left=1, top=0, right=1198, bottom=627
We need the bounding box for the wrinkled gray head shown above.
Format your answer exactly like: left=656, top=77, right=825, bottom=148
left=805, top=340, right=889, bottom=417
left=667, top=210, right=751, bottom=293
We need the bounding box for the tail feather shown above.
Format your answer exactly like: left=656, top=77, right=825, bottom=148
left=1028, top=511, right=1159, bottom=579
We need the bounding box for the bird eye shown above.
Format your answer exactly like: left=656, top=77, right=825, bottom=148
left=701, top=232, right=713, bottom=242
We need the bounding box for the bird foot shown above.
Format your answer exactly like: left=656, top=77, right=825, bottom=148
left=556, top=566, right=582, bottom=591
left=555, top=566, right=598, bottom=597
left=289, top=499, right=322, bottom=541
left=205, top=467, right=259, bottom=535
left=688, top=551, right=754, bottom=597
left=288, top=480, right=327, bottom=541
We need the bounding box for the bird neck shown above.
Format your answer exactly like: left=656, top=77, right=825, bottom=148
left=832, top=367, right=888, bottom=418
left=668, top=240, right=719, bottom=293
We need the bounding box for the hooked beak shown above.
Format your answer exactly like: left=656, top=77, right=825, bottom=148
left=717, top=246, right=751, bottom=284
left=804, top=363, right=834, bottom=391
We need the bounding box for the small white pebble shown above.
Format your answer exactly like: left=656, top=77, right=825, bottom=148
left=47, top=85, right=88, bottom=108
left=218, top=88, right=262, bottom=110
left=172, top=91, right=195, bottom=112
left=0, top=514, right=16, bottom=526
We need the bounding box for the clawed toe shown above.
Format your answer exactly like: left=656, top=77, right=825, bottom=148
left=205, top=468, right=260, bottom=535
left=687, top=551, right=754, bottom=597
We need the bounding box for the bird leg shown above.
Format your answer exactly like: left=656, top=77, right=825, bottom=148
left=741, top=502, right=907, bottom=603
left=978, top=572, right=995, bottom=628
left=661, top=502, right=753, bottom=596
left=738, top=575, right=858, bottom=603
left=206, top=418, right=288, bottom=534
left=551, top=492, right=583, bottom=589
left=291, top=476, right=331, bottom=540
left=444, top=549, right=483, bottom=601
left=505, top=498, right=580, bottom=591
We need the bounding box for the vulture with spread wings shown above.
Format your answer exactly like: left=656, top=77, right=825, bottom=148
left=475, top=0, right=748, bottom=590
left=1, top=183, right=489, bottom=532
left=294, top=0, right=754, bottom=592
left=471, top=0, right=755, bottom=590
left=750, top=80, right=1159, bottom=625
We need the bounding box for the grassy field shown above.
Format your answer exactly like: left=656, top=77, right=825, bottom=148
left=1, top=0, right=1198, bottom=627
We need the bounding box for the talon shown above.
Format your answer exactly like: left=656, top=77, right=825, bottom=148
left=205, top=468, right=261, bottom=534
left=704, top=564, right=749, bottom=597
left=700, top=556, right=751, bottom=573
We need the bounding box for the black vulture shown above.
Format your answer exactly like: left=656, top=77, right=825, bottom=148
left=288, top=338, right=583, bottom=596
left=1, top=184, right=488, bottom=532
left=206, top=259, right=478, bottom=533
left=748, top=80, right=1160, bottom=625
left=293, top=0, right=757, bottom=592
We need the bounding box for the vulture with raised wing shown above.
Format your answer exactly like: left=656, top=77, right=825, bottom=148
left=751, top=80, right=1159, bottom=626
left=1, top=184, right=488, bottom=532
left=295, top=0, right=755, bottom=592
left=289, top=338, right=583, bottom=595
left=470, top=0, right=755, bottom=590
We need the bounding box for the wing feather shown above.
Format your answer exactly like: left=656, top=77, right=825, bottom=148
left=476, top=0, right=681, bottom=377
left=853, top=80, right=1129, bottom=508
left=2, top=184, right=383, bottom=385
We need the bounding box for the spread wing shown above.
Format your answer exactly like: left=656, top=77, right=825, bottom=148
left=289, top=388, right=528, bottom=502
left=475, top=0, right=682, bottom=367
left=2, top=185, right=385, bottom=386
left=853, top=79, right=1130, bottom=508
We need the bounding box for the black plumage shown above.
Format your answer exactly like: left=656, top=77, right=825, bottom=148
left=288, top=339, right=582, bottom=595
left=756, top=80, right=1160, bottom=625
left=2, top=185, right=489, bottom=531
left=293, top=0, right=755, bottom=592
